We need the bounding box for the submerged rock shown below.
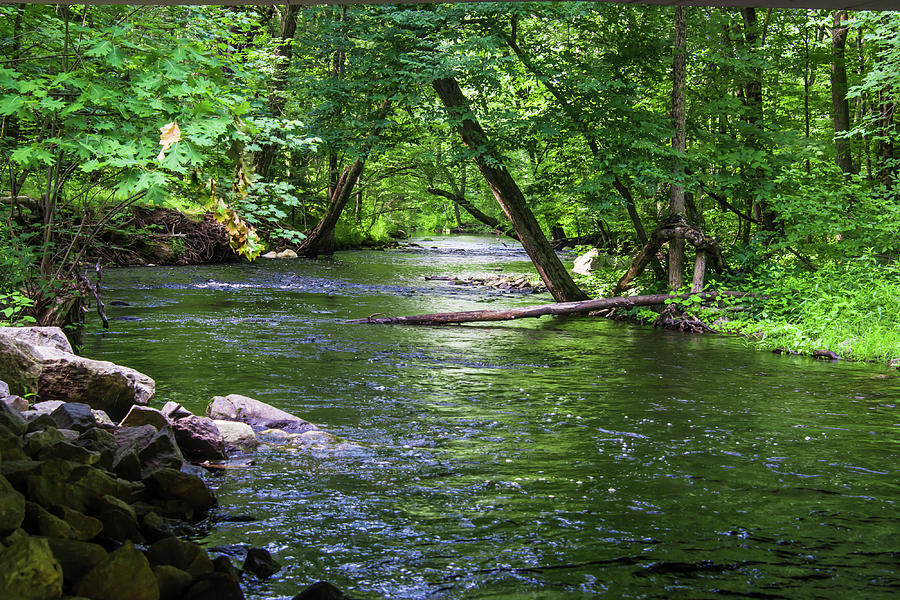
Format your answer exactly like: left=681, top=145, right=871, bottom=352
left=242, top=547, right=281, bottom=579
left=207, top=394, right=318, bottom=433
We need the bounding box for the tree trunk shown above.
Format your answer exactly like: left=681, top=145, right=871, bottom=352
left=432, top=77, right=587, bottom=302
left=253, top=5, right=300, bottom=180
left=669, top=6, right=688, bottom=291
left=877, top=96, right=895, bottom=188
left=832, top=10, right=854, bottom=176
left=295, top=99, right=392, bottom=257
left=348, top=291, right=751, bottom=326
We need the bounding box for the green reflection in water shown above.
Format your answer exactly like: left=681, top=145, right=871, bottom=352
left=82, top=238, right=899, bottom=599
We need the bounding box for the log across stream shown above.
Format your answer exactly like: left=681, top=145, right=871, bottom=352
left=348, top=291, right=752, bottom=325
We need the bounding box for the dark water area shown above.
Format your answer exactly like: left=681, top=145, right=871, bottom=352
left=80, top=236, right=899, bottom=599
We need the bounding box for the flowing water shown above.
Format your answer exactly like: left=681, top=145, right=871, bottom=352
left=81, top=236, right=898, bottom=599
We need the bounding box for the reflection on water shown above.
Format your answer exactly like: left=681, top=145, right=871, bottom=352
left=82, top=236, right=899, bottom=599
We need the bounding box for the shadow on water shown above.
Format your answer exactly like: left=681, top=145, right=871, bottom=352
left=82, top=236, right=899, bottom=599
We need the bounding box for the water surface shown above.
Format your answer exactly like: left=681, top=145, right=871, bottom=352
left=82, top=236, right=899, bottom=599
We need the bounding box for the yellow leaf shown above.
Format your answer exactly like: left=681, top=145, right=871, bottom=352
left=158, top=121, right=182, bottom=153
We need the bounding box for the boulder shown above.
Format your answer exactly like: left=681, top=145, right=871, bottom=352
left=0, top=401, right=27, bottom=436
left=119, top=405, right=169, bottom=430
left=172, top=416, right=226, bottom=460
left=48, top=504, right=103, bottom=541
left=0, top=326, right=155, bottom=420
left=113, top=424, right=183, bottom=478
left=242, top=547, right=281, bottom=579
left=0, top=535, right=64, bottom=600
left=212, top=420, right=259, bottom=452
left=74, top=540, right=160, bottom=600
left=153, top=564, right=193, bottom=600
left=0, top=474, right=26, bottom=532
left=50, top=402, right=97, bottom=432
left=1, top=394, right=27, bottom=412
left=96, top=494, right=141, bottom=542
left=144, top=468, right=216, bottom=519
left=30, top=400, right=65, bottom=416
left=161, top=401, right=193, bottom=420
left=24, top=500, right=80, bottom=539
left=572, top=247, right=600, bottom=276
left=0, top=379, right=8, bottom=396
left=75, top=427, right=117, bottom=469
left=138, top=427, right=185, bottom=476
left=183, top=571, right=245, bottom=600
left=147, top=536, right=215, bottom=577
left=45, top=537, right=108, bottom=583
left=292, top=581, right=350, bottom=600
left=92, top=409, right=116, bottom=428
left=207, top=394, right=317, bottom=433
left=277, top=249, right=298, bottom=259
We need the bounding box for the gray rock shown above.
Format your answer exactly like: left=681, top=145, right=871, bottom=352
left=0, top=379, right=8, bottom=396
left=242, top=546, right=280, bottom=579
left=161, top=401, right=193, bottom=420
left=572, top=247, right=600, bottom=276
left=92, top=409, right=116, bottom=428
left=138, top=427, right=185, bottom=476
left=1, top=394, right=27, bottom=412
left=0, top=400, right=27, bottom=436
left=75, top=427, right=117, bottom=469
left=212, top=420, right=259, bottom=452
left=0, top=535, right=64, bottom=600
left=172, top=416, right=226, bottom=460
left=207, top=394, right=317, bottom=433
left=23, top=412, right=57, bottom=433
left=50, top=402, right=97, bottom=432
left=119, top=405, right=169, bottom=430
left=0, top=474, right=25, bottom=532
left=31, top=400, right=65, bottom=416
left=0, top=326, right=155, bottom=420
left=74, top=540, right=160, bottom=600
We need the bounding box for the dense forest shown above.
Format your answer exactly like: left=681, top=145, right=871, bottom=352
left=1, top=3, right=898, bottom=363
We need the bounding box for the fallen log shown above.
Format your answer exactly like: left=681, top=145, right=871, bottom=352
left=347, top=291, right=753, bottom=325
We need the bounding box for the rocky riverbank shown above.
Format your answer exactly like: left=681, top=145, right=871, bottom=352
left=0, top=327, right=353, bottom=600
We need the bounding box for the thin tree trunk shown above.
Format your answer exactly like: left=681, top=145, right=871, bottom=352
left=296, top=100, right=392, bottom=257
left=254, top=5, right=300, bottom=179
left=691, top=250, right=707, bottom=293
left=832, top=10, right=854, bottom=176
left=669, top=6, right=688, bottom=291
left=878, top=97, right=895, bottom=188
left=432, top=77, right=587, bottom=302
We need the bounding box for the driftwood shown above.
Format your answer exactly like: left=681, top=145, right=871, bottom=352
left=347, top=291, right=752, bottom=325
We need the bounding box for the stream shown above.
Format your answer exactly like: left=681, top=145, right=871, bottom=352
left=81, top=236, right=899, bottom=599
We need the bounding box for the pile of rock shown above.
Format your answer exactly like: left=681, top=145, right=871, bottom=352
left=426, top=274, right=547, bottom=294
left=0, top=327, right=353, bottom=600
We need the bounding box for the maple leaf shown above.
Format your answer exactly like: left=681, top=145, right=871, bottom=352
left=157, top=121, right=182, bottom=161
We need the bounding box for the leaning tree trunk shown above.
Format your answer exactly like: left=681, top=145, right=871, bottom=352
left=832, top=10, right=854, bottom=176
left=295, top=99, right=392, bottom=257
left=432, top=77, right=587, bottom=302
left=426, top=187, right=518, bottom=240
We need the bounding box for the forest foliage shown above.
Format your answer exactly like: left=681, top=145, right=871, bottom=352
left=1, top=3, right=898, bottom=361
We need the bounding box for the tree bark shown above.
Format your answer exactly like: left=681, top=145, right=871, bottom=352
left=831, top=10, right=854, bottom=176
left=669, top=6, right=688, bottom=291
left=432, top=77, right=587, bottom=302
left=253, top=5, right=300, bottom=180
left=295, top=99, right=392, bottom=257
left=348, top=291, right=751, bottom=326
